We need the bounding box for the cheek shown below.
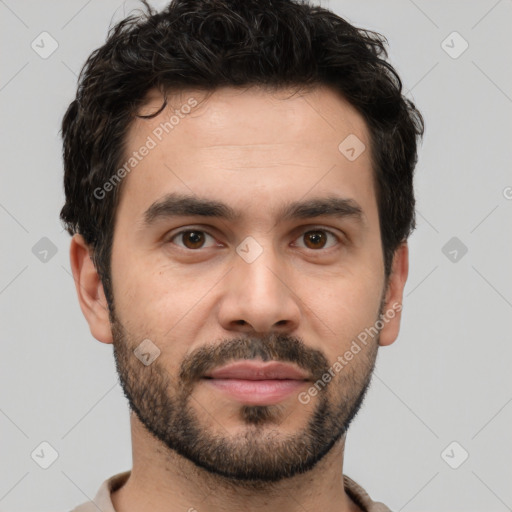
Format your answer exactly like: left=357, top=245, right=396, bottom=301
left=111, top=252, right=222, bottom=342
left=110, top=265, right=201, bottom=377
left=301, top=275, right=383, bottom=362
left=117, top=273, right=187, bottom=331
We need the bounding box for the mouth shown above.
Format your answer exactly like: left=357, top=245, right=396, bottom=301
left=201, top=361, right=310, bottom=405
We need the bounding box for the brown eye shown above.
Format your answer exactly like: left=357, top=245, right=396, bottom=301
left=182, top=231, right=205, bottom=249
left=294, top=229, right=339, bottom=250
left=303, top=230, right=328, bottom=249
left=171, top=230, right=216, bottom=250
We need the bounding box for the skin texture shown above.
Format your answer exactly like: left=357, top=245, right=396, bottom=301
left=70, top=85, right=409, bottom=512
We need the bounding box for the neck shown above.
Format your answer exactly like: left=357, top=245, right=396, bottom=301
left=111, top=413, right=362, bottom=512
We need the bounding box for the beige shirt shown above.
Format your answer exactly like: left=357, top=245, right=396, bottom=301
left=70, top=471, right=392, bottom=512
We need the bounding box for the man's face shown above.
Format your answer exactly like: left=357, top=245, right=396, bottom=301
left=107, top=85, right=392, bottom=483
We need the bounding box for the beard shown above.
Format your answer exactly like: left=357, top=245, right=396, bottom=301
left=110, top=309, right=380, bottom=487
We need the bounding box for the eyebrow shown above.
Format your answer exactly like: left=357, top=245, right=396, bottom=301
left=140, top=192, right=365, bottom=228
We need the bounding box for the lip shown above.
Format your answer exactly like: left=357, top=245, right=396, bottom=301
left=203, top=361, right=310, bottom=381
left=202, top=361, right=310, bottom=405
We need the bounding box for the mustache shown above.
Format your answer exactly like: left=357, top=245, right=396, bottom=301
left=179, top=332, right=330, bottom=386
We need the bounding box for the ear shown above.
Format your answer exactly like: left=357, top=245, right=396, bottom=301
left=69, top=234, right=113, bottom=344
left=378, top=242, right=409, bottom=347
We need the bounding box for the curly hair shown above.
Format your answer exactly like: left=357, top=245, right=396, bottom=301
left=60, top=0, right=424, bottom=308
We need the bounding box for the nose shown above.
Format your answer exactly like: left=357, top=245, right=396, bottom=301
left=217, top=242, right=301, bottom=335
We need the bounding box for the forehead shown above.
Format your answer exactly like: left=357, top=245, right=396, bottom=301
left=116, top=85, right=375, bottom=225
left=132, top=85, right=368, bottom=150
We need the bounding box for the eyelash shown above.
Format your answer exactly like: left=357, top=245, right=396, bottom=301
left=166, top=227, right=343, bottom=251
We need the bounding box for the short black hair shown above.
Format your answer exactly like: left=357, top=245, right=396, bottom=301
left=60, top=0, right=424, bottom=308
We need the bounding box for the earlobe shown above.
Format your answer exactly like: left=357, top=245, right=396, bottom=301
left=378, top=242, right=409, bottom=347
left=69, top=234, right=113, bottom=344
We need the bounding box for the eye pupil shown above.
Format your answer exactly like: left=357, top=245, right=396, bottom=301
left=304, top=230, right=327, bottom=249
left=183, top=231, right=204, bottom=249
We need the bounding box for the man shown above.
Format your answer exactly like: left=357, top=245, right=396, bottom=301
left=62, top=0, right=423, bottom=510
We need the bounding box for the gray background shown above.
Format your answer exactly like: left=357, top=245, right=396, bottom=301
left=1, top=0, right=511, bottom=510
